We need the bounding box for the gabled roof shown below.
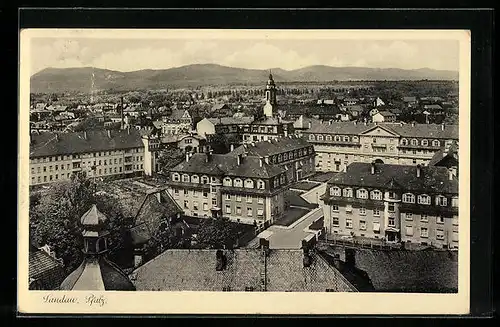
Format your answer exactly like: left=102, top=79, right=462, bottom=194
left=211, top=103, right=230, bottom=111
left=29, top=245, right=66, bottom=290
left=130, top=248, right=357, bottom=292
left=327, top=162, right=458, bottom=194
left=207, top=117, right=255, bottom=125
left=428, top=141, right=459, bottom=167
left=30, top=129, right=144, bottom=158
left=402, top=96, right=417, bottom=102
left=378, top=111, right=396, bottom=117
left=170, top=109, right=190, bottom=120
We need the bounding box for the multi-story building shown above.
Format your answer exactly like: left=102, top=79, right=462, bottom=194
left=29, top=129, right=145, bottom=186
left=161, top=109, right=193, bottom=135
left=165, top=149, right=290, bottom=225
left=303, top=121, right=458, bottom=172
left=241, top=117, right=295, bottom=144
left=196, top=117, right=254, bottom=139
left=322, top=162, right=459, bottom=249
left=229, top=136, right=316, bottom=183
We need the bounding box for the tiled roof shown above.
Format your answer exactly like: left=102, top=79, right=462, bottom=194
left=59, top=256, right=136, bottom=291
left=251, top=117, right=282, bottom=125
left=429, top=141, right=459, bottom=167
left=303, top=122, right=458, bottom=139
left=230, top=137, right=312, bottom=158
left=29, top=245, right=66, bottom=290
left=80, top=204, right=108, bottom=226
left=29, top=129, right=144, bottom=158
left=170, top=153, right=285, bottom=179
left=327, top=162, right=458, bottom=194
left=130, top=248, right=357, bottom=292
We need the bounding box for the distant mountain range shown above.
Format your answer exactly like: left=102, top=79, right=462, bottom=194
left=30, top=64, right=459, bottom=93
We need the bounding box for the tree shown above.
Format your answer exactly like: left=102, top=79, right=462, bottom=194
left=156, top=146, right=185, bottom=174
left=196, top=217, right=239, bottom=249
left=29, top=172, right=133, bottom=272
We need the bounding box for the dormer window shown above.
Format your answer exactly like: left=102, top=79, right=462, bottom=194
left=182, top=174, right=190, bottom=183
left=343, top=188, right=353, bottom=198
left=257, top=180, right=265, bottom=189
left=401, top=138, right=408, bottom=146
left=334, top=135, right=341, bottom=142
left=432, top=140, right=440, bottom=147
left=317, top=135, right=324, bottom=141
left=330, top=186, right=341, bottom=196
left=223, top=177, right=232, bottom=187
left=353, top=136, right=359, bottom=142
left=309, top=134, right=315, bottom=141
left=172, top=173, right=180, bottom=182
left=421, top=139, right=428, bottom=146
left=201, top=175, right=209, bottom=184
left=280, top=174, right=286, bottom=184
left=402, top=193, right=415, bottom=203
left=343, top=136, right=349, bottom=142
left=417, top=194, right=431, bottom=205
left=234, top=178, right=243, bottom=187
left=436, top=195, right=448, bottom=206
left=357, top=189, right=368, bottom=199
left=244, top=179, right=254, bottom=189
left=411, top=139, right=418, bottom=146
left=278, top=154, right=282, bottom=162
left=326, top=135, right=332, bottom=141
left=370, top=190, right=382, bottom=200
left=191, top=175, right=199, bottom=183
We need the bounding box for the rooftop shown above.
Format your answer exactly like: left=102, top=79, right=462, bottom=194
left=130, top=248, right=358, bottom=292
left=230, top=136, right=312, bottom=158
left=327, top=162, right=458, bottom=194
left=29, top=244, right=66, bottom=290
left=29, top=129, right=144, bottom=158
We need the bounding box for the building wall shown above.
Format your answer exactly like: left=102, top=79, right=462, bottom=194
left=29, top=147, right=144, bottom=185
left=196, top=118, right=216, bottom=137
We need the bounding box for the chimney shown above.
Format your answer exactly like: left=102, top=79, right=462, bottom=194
left=448, top=168, right=454, bottom=181
left=155, top=191, right=161, bottom=203
left=371, top=161, right=376, bottom=174
left=308, top=121, right=312, bottom=129
left=127, top=126, right=130, bottom=135
left=364, top=121, right=367, bottom=126
left=353, top=121, right=357, bottom=125
left=55, top=133, right=59, bottom=142
left=107, top=129, right=111, bottom=138
left=215, top=249, right=227, bottom=271
left=83, top=131, right=87, bottom=140
left=230, top=144, right=234, bottom=152
left=206, top=149, right=213, bottom=162
left=237, top=154, right=241, bottom=165
left=264, top=156, right=269, bottom=164
left=412, top=122, right=415, bottom=127
left=259, top=157, right=263, bottom=167
left=328, top=120, right=332, bottom=125
left=186, top=152, right=190, bottom=162
left=260, top=237, right=270, bottom=256
left=133, top=248, right=144, bottom=268
left=441, top=123, right=445, bottom=131
left=416, top=164, right=421, bottom=178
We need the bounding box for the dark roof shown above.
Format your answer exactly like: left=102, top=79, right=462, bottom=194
left=131, top=191, right=183, bottom=246
left=423, top=104, right=443, bottom=110
left=327, top=163, right=458, bottom=194
left=207, top=117, right=254, bottom=125
left=230, top=137, right=312, bottom=158
left=59, top=256, right=136, bottom=291
left=211, top=103, right=230, bottom=111
left=285, top=190, right=318, bottom=209
left=251, top=117, right=282, bottom=125
left=30, top=129, right=144, bottom=158
left=402, top=96, right=417, bottom=102
left=170, top=109, right=190, bottom=120
left=130, top=248, right=357, bottom=292
left=29, top=246, right=66, bottom=290
left=170, top=153, right=285, bottom=179
left=304, top=122, right=458, bottom=139
left=429, top=141, right=459, bottom=167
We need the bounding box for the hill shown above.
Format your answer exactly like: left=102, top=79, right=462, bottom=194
left=30, top=64, right=459, bottom=93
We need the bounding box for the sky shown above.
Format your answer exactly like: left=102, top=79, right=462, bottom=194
left=30, top=37, right=460, bottom=75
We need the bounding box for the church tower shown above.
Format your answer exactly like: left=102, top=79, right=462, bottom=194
left=263, top=71, right=277, bottom=117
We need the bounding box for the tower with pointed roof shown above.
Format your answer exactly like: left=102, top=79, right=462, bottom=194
left=59, top=204, right=136, bottom=291
left=263, top=71, right=277, bottom=118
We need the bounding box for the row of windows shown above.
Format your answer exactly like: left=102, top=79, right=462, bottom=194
left=329, top=186, right=458, bottom=207
left=309, top=134, right=358, bottom=143
left=268, top=147, right=314, bottom=165
left=405, top=226, right=458, bottom=241
left=31, top=148, right=142, bottom=163
left=225, top=205, right=264, bottom=217
left=400, top=138, right=441, bottom=147
left=174, top=189, right=266, bottom=204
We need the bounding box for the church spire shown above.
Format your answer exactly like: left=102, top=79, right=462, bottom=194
left=264, top=72, right=277, bottom=117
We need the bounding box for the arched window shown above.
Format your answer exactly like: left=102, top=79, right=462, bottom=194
left=417, top=194, right=431, bottom=205
left=284, top=153, right=288, bottom=160
left=411, top=139, right=418, bottom=146
left=278, top=154, right=283, bottom=162
left=435, top=195, right=448, bottom=206
left=309, top=134, right=315, bottom=141
left=317, top=135, right=324, bottom=141
left=432, top=140, right=440, bottom=147
left=370, top=189, right=382, bottom=200
left=201, top=175, right=209, bottom=184
left=280, top=174, right=286, bottom=184
left=343, top=136, right=349, bottom=142
left=401, top=138, right=408, bottom=146
left=330, top=186, right=341, bottom=196
left=334, top=135, right=341, bottom=142
left=357, top=188, right=368, bottom=199
left=326, top=135, right=332, bottom=141
left=182, top=174, right=190, bottom=183
left=343, top=188, right=353, bottom=198
left=234, top=178, right=243, bottom=187
left=257, top=179, right=265, bottom=189
left=421, top=139, right=428, bottom=146
left=223, top=177, right=232, bottom=186
left=172, top=173, right=180, bottom=182
left=353, top=136, right=359, bottom=142
left=402, top=193, right=415, bottom=203
left=191, top=175, right=199, bottom=183
left=244, top=179, right=254, bottom=188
